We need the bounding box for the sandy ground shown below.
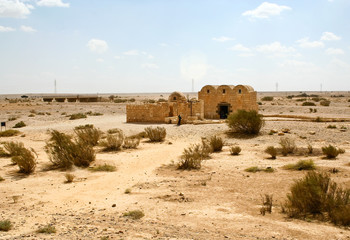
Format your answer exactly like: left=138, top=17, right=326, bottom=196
left=1, top=92, right=350, bottom=240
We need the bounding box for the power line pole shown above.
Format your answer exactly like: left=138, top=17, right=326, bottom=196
left=276, top=82, right=278, bottom=92
left=54, top=79, right=57, bottom=94
left=192, top=79, right=194, bottom=92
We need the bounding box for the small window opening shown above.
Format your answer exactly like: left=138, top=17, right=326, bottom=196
left=173, top=97, right=177, bottom=100
left=238, top=89, right=242, bottom=94
left=223, top=89, right=226, bottom=94
left=207, top=89, right=210, bottom=94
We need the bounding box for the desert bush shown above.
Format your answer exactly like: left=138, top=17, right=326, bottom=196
left=279, top=137, right=296, bottom=156
left=100, top=133, right=124, bottom=151
left=13, top=121, right=26, bottom=128
left=85, top=111, right=103, bottom=116
left=260, top=194, right=273, bottom=215
left=209, top=135, right=224, bottom=152
left=74, top=125, right=101, bottom=146
left=261, top=96, right=273, bottom=101
left=245, top=166, right=274, bottom=173
left=45, top=130, right=95, bottom=169
left=11, top=146, right=37, bottom=174
left=320, top=100, right=330, bottom=106
left=265, top=146, right=277, bottom=159
left=123, top=137, right=140, bottom=149
left=107, top=128, right=123, bottom=134
left=0, top=129, right=20, bottom=137
left=37, top=225, right=56, bottom=234
left=90, top=164, right=116, bottom=172
left=283, top=160, right=316, bottom=171
left=64, top=173, right=75, bottom=183
left=28, top=113, right=35, bottom=117
left=178, top=141, right=211, bottom=170
left=307, top=143, right=313, bottom=154
left=302, top=102, right=316, bottom=106
left=229, top=146, right=241, bottom=155
left=227, top=110, right=264, bottom=135
left=327, top=125, right=337, bottom=129
left=283, top=171, right=350, bottom=226
left=0, top=220, right=12, bottom=231
left=3, top=141, right=25, bottom=163
left=0, top=146, right=10, bottom=158
left=8, top=116, right=17, bottom=121
left=123, top=210, right=144, bottom=220
left=69, top=113, right=87, bottom=120
left=124, top=188, right=131, bottom=194
left=322, top=145, right=339, bottom=159
left=145, top=126, right=166, bottom=142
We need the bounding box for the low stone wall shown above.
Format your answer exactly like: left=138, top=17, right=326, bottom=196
left=126, top=103, right=169, bottom=123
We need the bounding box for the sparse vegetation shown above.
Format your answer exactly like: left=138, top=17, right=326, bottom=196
left=283, top=160, right=316, bottom=171
left=145, top=126, right=166, bottom=142
left=227, top=110, right=264, bottom=135
left=283, top=171, right=350, bottom=226
left=265, top=146, right=277, bottom=159
left=320, top=100, right=330, bottom=106
left=86, top=111, right=103, bottom=116
left=178, top=141, right=211, bottom=170
left=0, top=220, right=12, bottom=231
left=8, top=116, right=17, bottom=121
left=69, top=113, right=87, bottom=120
left=64, top=173, right=75, bottom=183
left=327, top=125, right=337, bottom=129
left=123, top=137, right=140, bottom=149
left=90, top=164, right=116, bottom=172
left=260, top=194, right=273, bottom=215
left=245, top=166, right=274, bottom=173
left=124, top=188, right=131, bottom=194
left=0, top=129, right=20, bottom=137
left=37, top=225, right=56, bottom=234
left=302, top=102, right=316, bottom=106
left=261, top=96, right=273, bottom=101
left=13, top=121, right=26, bottom=128
left=3, top=141, right=24, bottom=160
left=0, top=146, right=10, bottom=158
left=100, top=132, right=124, bottom=151
left=209, top=135, right=224, bottom=152
left=11, top=146, right=37, bottom=174
left=229, top=146, right=241, bottom=155
left=279, top=137, right=296, bottom=156
left=74, top=125, right=101, bottom=146
left=123, top=210, right=144, bottom=220
left=322, top=144, right=340, bottom=159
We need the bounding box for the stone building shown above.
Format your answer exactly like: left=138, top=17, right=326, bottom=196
left=126, top=84, right=258, bottom=123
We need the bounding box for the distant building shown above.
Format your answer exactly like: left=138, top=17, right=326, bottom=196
left=126, top=84, right=258, bottom=123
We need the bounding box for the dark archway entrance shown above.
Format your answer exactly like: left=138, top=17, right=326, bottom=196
left=217, top=103, right=231, bottom=119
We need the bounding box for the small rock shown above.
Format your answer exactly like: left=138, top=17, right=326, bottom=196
left=112, top=204, right=116, bottom=207
left=309, top=131, right=316, bottom=135
left=278, top=132, right=285, bottom=136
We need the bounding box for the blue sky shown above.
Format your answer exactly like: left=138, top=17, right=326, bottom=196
left=0, top=0, right=349, bottom=94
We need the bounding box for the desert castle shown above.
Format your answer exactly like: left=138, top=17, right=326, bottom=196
left=126, top=84, right=258, bottom=123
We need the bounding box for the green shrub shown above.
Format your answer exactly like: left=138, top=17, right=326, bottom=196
left=69, top=113, right=87, bottom=120
left=229, top=146, right=241, bottom=155
left=123, top=210, right=144, bottom=220
left=74, top=125, right=101, bottom=146
left=320, top=100, right=330, bottom=106
left=283, top=171, right=350, bottom=226
left=145, top=127, right=166, bottom=142
left=37, top=225, right=56, bottom=234
left=12, top=146, right=37, bottom=174
left=209, top=135, right=224, bottom=152
left=0, top=220, right=12, bottom=231
left=227, top=110, right=264, bottom=135
left=178, top=141, right=211, bottom=170
left=302, top=102, right=316, bottom=106
left=261, top=96, right=273, bottom=101
left=0, top=129, right=20, bottom=137
left=279, top=137, right=296, bottom=156
left=64, top=173, right=75, bottom=183
left=283, top=160, right=316, bottom=171
left=265, top=146, right=277, bottom=159
left=100, top=133, right=124, bottom=151
left=322, top=145, right=339, bottom=159
left=90, top=164, right=116, bottom=172
left=123, top=137, right=140, bottom=149
left=13, top=121, right=26, bottom=128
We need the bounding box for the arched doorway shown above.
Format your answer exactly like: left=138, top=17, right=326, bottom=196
left=217, top=102, right=231, bottom=119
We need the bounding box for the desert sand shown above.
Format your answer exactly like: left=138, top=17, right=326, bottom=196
left=1, top=92, right=350, bottom=240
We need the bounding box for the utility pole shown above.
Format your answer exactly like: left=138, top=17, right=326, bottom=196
left=54, top=79, right=57, bottom=94
left=320, top=83, right=322, bottom=92
left=192, top=79, right=194, bottom=92
left=276, top=82, right=278, bottom=92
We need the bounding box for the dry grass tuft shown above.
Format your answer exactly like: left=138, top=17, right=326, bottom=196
left=279, top=137, right=296, bottom=156
left=0, top=130, right=20, bottom=137
left=209, top=135, right=224, bottom=152
left=64, top=173, right=75, bottom=183
left=90, top=164, right=116, bottom=172
left=0, top=220, right=12, bottom=231
left=100, top=132, right=124, bottom=151
left=11, top=146, right=37, bottom=174
left=178, top=141, right=211, bottom=170
left=322, top=145, right=340, bottom=159
left=283, top=160, right=316, bottom=171
left=265, top=146, right=277, bottom=159
left=123, top=137, right=140, bottom=149
left=74, top=125, right=101, bottom=146
left=37, top=225, right=56, bottom=234
left=123, top=210, right=144, bottom=220
left=145, top=127, right=166, bottom=142
left=245, top=166, right=274, bottom=173
left=229, top=146, right=241, bottom=155
left=69, top=113, right=87, bottom=120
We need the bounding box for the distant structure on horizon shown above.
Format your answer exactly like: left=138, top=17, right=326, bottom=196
left=126, top=84, right=258, bottom=123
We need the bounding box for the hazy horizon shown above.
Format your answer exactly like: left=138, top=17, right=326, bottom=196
left=1, top=0, right=349, bottom=94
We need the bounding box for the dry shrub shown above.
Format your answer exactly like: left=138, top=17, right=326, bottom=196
left=3, top=141, right=24, bottom=157
left=245, top=166, right=274, bottom=173
left=320, top=100, right=330, bottom=106
left=265, top=146, right=277, bottom=159
left=0, top=220, right=12, bottom=231
left=302, top=101, right=316, bottom=106
left=209, top=135, right=224, bottom=152
left=100, top=132, right=124, bottom=151
left=45, top=130, right=95, bottom=169
left=74, top=125, right=101, bottom=146
left=261, top=96, right=273, bottom=101
left=107, top=128, right=123, bottom=134
left=279, top=137, right=296, bottom=156
left=12, top=147, right=36, bottom=174
left=145, top=127, right=166, bottom=142
left=69, top=113, right=87, bottom=120
left=227, top=110, right=264, bottom=135
left=229, top=146, right=241, bottom=155
left=284, top=171, right=350, bottom=226
left=283, top=160, right=316, bottom=171
left=322, top=145, right=340, bottom=159
left=90, top=164, right=116, bottom=172
left=123, top=137, right=140, bottom=149
left=0, top=129, right=20, bottom=137
left=13, top=121, right=26, bottom=128
left=37, top=225, right=56, bottom=234
left=123, top=210, right=144, bottom=220
left=260, top=194, right=273, bottom=215
left=178, top=141, right=211, bottom=170
left=64, top=173, right=75, bottom=183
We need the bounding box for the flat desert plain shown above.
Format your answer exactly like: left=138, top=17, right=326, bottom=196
left=1, top=92, right=350, bottom=240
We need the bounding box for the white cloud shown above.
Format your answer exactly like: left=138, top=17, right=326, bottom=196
left=280, top=60, right=316, bottom=68
left=160, top=43, right=168, bottom=47
left=20, top=25, right=36, bottom=32
left=141, top=63, right=159, bottom=69
left=212, top=36, right=234, bottom=42
left=0, top=0, right=32, bottom=18
left=296, top=38, right=324, bottom=48
left=256, top=41, right=296, bottom=55
left=321, top=32, right=341, bottom=41
left=0, top=25, right=15, bottom=31
left=114, top=55, right=123, bottom=60
left=96, top=58, right=104, bottom=63
left=229, top=44, right=251, bottom=52
left=242, top=2, right=291, bottom=19
left=87, top=39, right=108, bottom=54
left=123, top=49, right=139, bottom=56
left=37, top=0, right=69, bottom=7
left=326, top=48, right=344, bottom=55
